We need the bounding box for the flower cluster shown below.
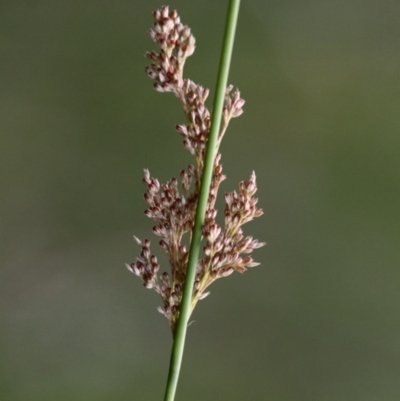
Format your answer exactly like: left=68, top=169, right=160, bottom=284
left=127, top=6, right=264, bottom=332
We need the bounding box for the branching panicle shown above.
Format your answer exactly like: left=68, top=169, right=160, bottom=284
left=128, top=6, right=264, bottom=332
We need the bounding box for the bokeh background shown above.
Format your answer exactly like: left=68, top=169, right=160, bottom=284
left=1, top=0, right=400, bottom=400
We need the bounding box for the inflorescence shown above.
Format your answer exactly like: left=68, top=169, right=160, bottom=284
left=126, top=6, right=265, bottom=333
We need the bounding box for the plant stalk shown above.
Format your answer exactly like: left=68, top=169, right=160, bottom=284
left=163, top=1, right=241, bottom=400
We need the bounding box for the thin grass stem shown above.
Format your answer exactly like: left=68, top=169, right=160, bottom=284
left=163, top=1, right=241, bottom=400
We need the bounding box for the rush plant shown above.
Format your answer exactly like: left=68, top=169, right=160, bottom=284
left=126, top=2, right=264, bottom=400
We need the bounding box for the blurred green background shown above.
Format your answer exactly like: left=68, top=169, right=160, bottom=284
left=1, top=0, right=400, bottom=400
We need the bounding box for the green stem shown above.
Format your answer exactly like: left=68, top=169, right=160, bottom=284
left=163, top=1, right=241, bottom=400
